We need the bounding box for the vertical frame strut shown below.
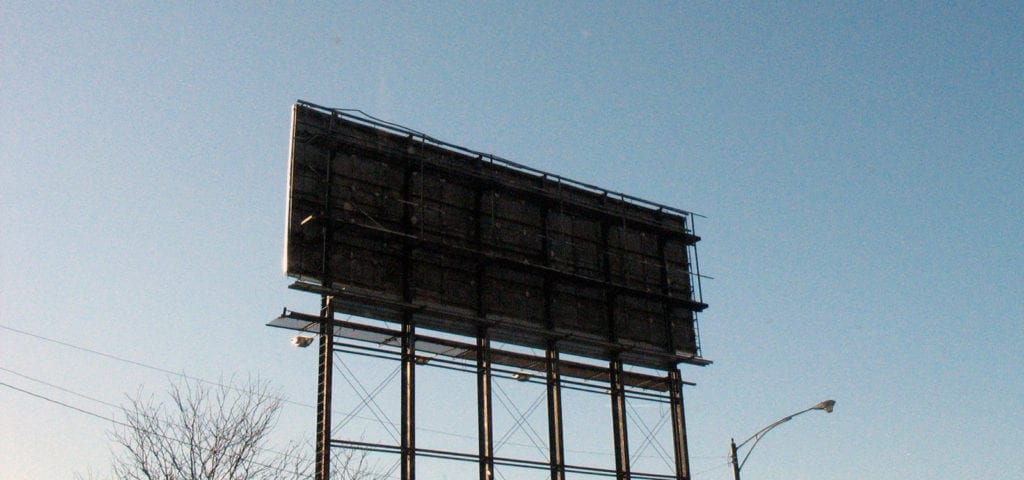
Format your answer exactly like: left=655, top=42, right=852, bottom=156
left=477, top=328, right=494, bottom=480
left=401, top=317, right=416, bottom=480
left=315, top=295, right=334, bottom=480
left=400, top=136, right=419, bottom=480
left=610, top=357, right=631, bottom=479
left=669, top=368, right=690, bottom=480
left=315, top=114, right=337, bottom=480
left=546, top=344, right=565, bottom=480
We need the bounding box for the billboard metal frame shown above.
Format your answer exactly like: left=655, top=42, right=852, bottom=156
left=273, top=101, right=709, bottom=480
left=270, top=308, right=695, bottom=480
left=284, top=101, right=708, bottom=369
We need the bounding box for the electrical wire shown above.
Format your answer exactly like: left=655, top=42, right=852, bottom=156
left=690, top=460, right=735, bottom=480
left=0, top=323, right=496, bottom=454
left=0, top=323, right=315, bottom=410
left=0, top=365, right=121, bottom=409
left=1, top=380, right=127, bottom=427
left=0, top=362, right=318, bottom=470
left=0, top=378, right=313, bottom=478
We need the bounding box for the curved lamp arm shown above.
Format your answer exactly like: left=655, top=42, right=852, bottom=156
left=730, top=400, right=835, bottom=478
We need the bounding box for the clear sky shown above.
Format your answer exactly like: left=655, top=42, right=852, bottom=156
left=2, top=2, right=1022, bottom=479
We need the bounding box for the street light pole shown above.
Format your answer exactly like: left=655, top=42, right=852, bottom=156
left=730, top=438, right=742, bottom=480
left=729, top=400, right=835, bottom=480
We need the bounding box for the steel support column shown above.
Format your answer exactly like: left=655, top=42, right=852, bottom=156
left=546, top=345, right=566, bottom=480
left=401, top=317, right=416, bottom=480
left=314, top=115, right=337, bottom=480
left=477, top=328, right=494, bottom=480
left=315, top=295, right=334, bottom=480
left=610, top=357, right=631, bottom=479
left=668, top=369, right=690, bottom=480
left=399, top=148, right=418, bottom=480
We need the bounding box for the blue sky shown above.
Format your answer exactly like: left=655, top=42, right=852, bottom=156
left=2, top=2, right=1022, bottom=479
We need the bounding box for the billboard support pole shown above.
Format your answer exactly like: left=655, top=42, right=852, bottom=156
left=546, top=344, right=566, bottom=480
left=400, top=140, right=418, bottom=480
left=314, top=115, right=337, bottom=480
left=669, top=368, right=691, bottom=480
left=315, top=295, right=334, bottom=480
left=401, top=316, right=416, bottom=480
left=610, top=357, right=631, bottom=480
left=477, top=327, right=494, bottom=480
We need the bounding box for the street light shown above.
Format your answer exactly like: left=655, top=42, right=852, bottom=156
left=730, top=400, right=835, bottom=480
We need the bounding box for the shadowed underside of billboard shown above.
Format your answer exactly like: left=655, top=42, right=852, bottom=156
left=285, top=102, right=708, bottom=368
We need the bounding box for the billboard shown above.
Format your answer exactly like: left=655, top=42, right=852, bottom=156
left=285, top=101, right=707, bottom=368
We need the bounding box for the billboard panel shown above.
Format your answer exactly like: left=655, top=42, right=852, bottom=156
left=285, top=102, right=708, bottom=368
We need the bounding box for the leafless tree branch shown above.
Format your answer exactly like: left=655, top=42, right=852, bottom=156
left=93, top=377, right=385, bottom=480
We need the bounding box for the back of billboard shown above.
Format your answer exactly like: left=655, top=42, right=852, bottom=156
left=285, top=102, right=707, bottom=368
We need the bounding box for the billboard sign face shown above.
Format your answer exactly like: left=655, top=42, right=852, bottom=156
left=285, top=102, right=707, bottom=368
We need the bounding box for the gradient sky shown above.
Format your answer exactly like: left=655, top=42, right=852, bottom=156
left=2, top=2, right=1022, bottom=479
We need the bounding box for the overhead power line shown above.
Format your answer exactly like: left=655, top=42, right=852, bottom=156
left=0, top=323, right=315, bottom=409
left=0, top=365, right=120, bottom=409
left=0, top=379, right=318, bottom=478
left=0, top=380, right=127, bottom=427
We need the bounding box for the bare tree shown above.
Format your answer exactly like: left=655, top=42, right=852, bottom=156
left=104, top=378, right=382, bottom=480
